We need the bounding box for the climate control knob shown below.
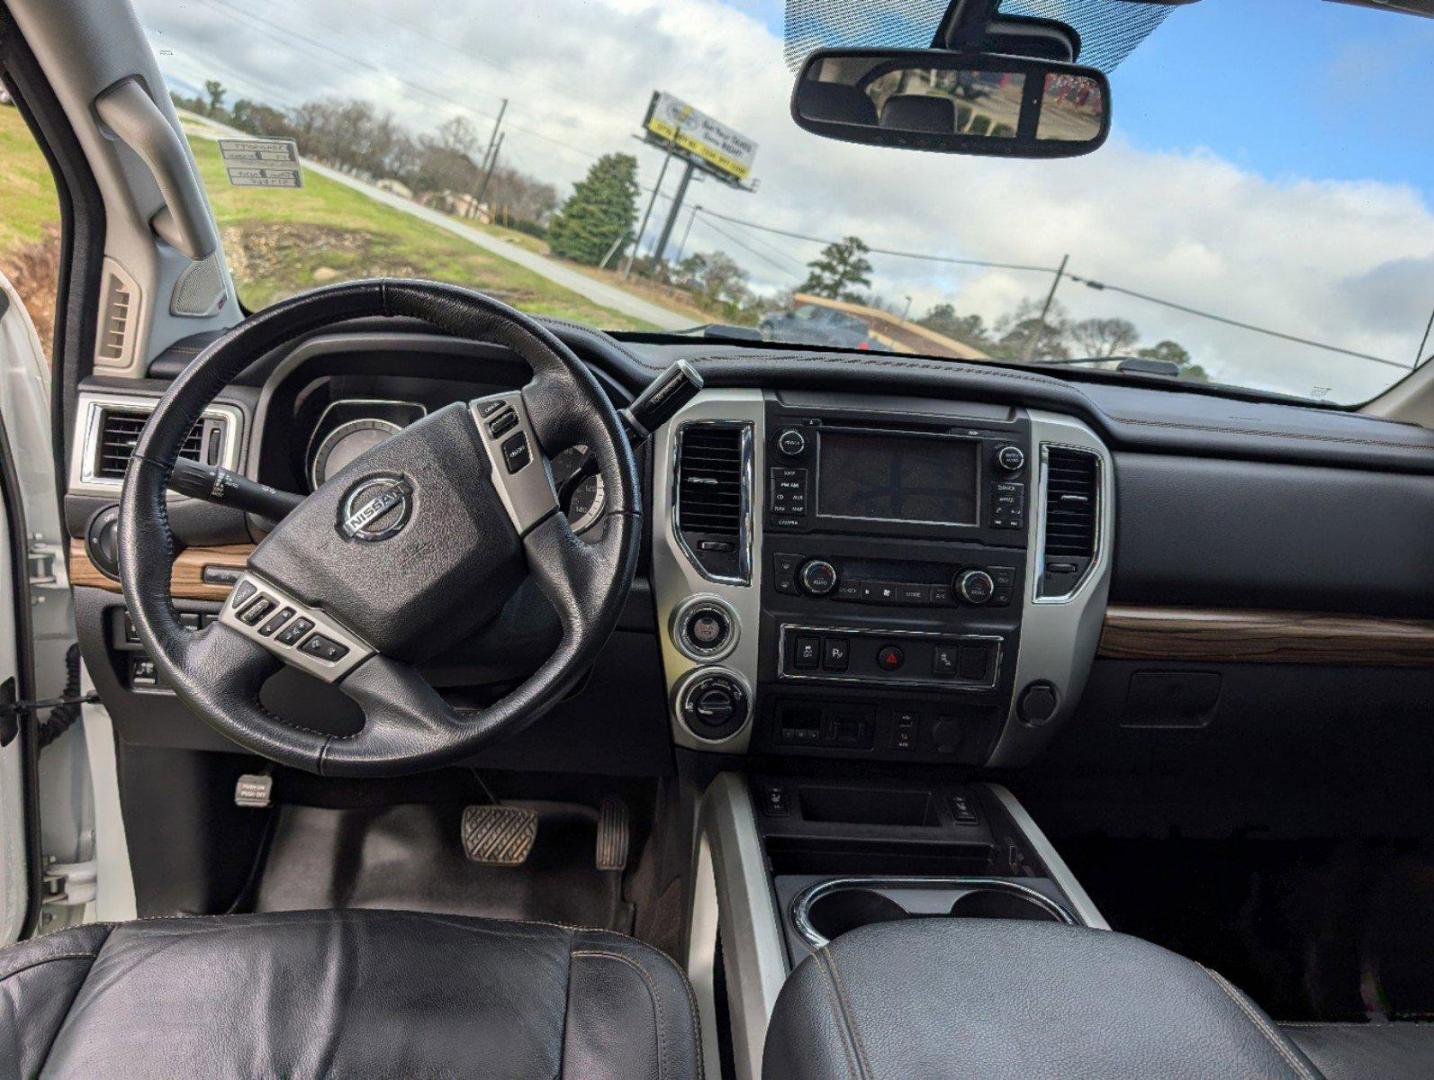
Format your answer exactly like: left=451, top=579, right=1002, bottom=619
left=955, top=569, right=995, bottom=605
left=799, top=559, right=838, bottom=596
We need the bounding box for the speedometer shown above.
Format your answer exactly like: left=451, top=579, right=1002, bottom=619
left=310, top=418, right=402, bottom=489
left=550, top=445, right=606, bottom=536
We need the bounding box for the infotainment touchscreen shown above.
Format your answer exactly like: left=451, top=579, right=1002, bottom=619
left=817, top=430, right=979, bottom=526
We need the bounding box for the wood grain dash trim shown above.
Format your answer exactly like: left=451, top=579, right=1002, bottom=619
left=1099, top=605, right=1434, bottom=668
left=69, top=539, right=253, bottom=602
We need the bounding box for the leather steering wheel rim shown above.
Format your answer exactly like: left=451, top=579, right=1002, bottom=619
left=119, top=279, right=641, bottom=777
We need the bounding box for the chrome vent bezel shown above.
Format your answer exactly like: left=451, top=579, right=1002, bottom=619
left=70, top=393, right=244, bottom=496
left=672, top=419, right=753, bottom=586
left=1033, top=442, right=1102, bottom=604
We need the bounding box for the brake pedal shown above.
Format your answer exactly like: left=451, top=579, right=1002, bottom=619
left=596, top=796, right=630, bottom=872
left=461, top=804, right=538, bottom=866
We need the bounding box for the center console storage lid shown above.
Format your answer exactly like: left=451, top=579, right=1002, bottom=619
left=761, top=919, right=1318, bottom=1080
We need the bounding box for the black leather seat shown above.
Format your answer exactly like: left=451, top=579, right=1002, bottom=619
left=763, top=919, right=1323, bottom=1080
left=0, top=909, right=701, bottom=1079
left=1281, top=1022, right=1434, bottom=1080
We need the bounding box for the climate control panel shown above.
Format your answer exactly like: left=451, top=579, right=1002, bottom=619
left=772, top=552, right=1019, bottom=608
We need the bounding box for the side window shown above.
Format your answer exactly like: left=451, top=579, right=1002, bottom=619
left=0, top=91, right=61, bottom=358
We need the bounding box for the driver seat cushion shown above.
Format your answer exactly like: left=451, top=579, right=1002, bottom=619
left=0, top=909, right=701, bottom=1080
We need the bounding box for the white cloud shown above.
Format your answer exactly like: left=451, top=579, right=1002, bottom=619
left=137, top=0, right=1434, bottom=403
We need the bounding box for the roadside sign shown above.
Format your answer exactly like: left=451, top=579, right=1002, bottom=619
left=642, top=92, right=757, bottom=185
left=217, top=138, right=303, bottom=188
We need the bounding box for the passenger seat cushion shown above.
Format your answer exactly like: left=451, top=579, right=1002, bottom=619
left=762, top=919, right=1321, bottom=1080
left=0, top=910, right=701, bottom=1080
left=1282, top=1022, right=1434, bottom=1080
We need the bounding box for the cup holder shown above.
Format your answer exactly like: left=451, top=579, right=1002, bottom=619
left=792, top=877, right=1075, bottom=948
left=804, top=888, right=910, bottom=942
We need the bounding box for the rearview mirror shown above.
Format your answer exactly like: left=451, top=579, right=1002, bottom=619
left=791, top=49, right=1110, bottom=159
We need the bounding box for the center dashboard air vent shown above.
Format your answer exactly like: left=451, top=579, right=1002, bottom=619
left=675, top=422, right=752, bottom=584
left=1038, top=446, right=1099, bottom=599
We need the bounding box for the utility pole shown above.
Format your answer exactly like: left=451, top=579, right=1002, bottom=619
left=1028, top=253, right=1069, bottom=361
left=901, top=295, right=913, bottom=324
left=474, top=131, right=504, bottom=212
left=624, top=127, right=679, bottom=279
left=481, top=99, right=507, bottom=173
left=651, top=158, right=696, bottom=273
left=673, top=203, right=700, bottom=265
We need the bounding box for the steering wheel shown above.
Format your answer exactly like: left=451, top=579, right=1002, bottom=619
left=118, top=280, right=641, bottom=777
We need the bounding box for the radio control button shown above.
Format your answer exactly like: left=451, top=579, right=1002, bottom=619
left=956, top=569, right=995, bottom=605
left=876, top=644, right=905, bottom=672
left=799, top=559, right=838, bottom=596
left=996, top=444, right=1026, bottom=472
left=776, top=428, right=807, bottom=457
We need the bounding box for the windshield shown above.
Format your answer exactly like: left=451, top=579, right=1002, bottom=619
left=132, top=0, right=1432, bottom=405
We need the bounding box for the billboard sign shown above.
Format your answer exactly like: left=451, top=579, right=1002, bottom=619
left=642, top=92, right=758, bottom=184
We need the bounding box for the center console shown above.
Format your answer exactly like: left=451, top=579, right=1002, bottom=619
left=652, top=388, right=1114, bottom=768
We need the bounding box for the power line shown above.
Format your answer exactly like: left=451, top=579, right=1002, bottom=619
left=694, top=206, right=1054, bottom=274
left=1066, top=275, right=1411, bottom=371
left=692, top=216, right=805, bottom=274
left=697, top=207, right=1407, bottom=371
left=200, top=0, right=602, bottom=166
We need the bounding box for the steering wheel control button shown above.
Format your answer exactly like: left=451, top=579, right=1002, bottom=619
left=776, top=428, right=807, bottom=457
left=793, top=635, right=821, bottom=669
left=799, top=559, right=838, bottom=596
left=300, top=635, right=350, bottom=664
left=996, top=444, right=1026, bottom=472
left=275, top=617, right=315, bottom=647
left=239, top=596, right=277, bottom=625
left=876, top=644, right=905, bottom=672
left=487, top=409, right=519, bottom=438
left=476, top=398, right=507, bottom=418
left=821, top=637, right=850, bottom=671
left=231, top=580, right=258, bottom=610
left=259, top=607, right=296, bottom=637
left=501, top=433, right=531, bottom=474
left=956, top=569, right=995, bottom=605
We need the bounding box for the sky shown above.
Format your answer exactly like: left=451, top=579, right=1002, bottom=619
left=134, top=0, right=1434, bottom=405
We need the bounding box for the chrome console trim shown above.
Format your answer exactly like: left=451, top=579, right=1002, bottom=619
left=789, top=875, right=1078, bottom=950
left=687, top=773, right=789, bottom=1080
left=653, top=390, right=765, bottom=752
left=987, top=410, right=1114, bottom=767
left=982, top=783, right=1112, bottom=930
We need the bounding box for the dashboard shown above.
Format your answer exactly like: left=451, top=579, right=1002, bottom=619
left=60, top=322, right=1434, bottom=781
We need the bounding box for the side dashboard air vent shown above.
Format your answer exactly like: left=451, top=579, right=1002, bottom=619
left=95, top=261, right=141, bottom=371
left=675, top=423, right=751, bottom=583
left=94, top=408, right=209, bottom=481
left=1038, top=446, right=1099, bottom=599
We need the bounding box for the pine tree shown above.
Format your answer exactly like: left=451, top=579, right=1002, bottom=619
left=548, top=153, right=640, bottom=266
left=800, top=236, right=873, bottom=301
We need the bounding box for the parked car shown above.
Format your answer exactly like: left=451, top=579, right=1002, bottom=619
left=760, top=303, right=873, bottom=349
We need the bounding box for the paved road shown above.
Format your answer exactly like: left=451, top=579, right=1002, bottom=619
left=184, top=115, right=693, bottom=330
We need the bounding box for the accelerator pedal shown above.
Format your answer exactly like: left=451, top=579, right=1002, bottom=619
left=461, top=804, right=538, bottom=866
left=595, top=796, right=630, bottom=872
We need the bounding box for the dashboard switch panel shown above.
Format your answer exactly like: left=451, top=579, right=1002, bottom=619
left=778, top=624, right=1003, bottom=692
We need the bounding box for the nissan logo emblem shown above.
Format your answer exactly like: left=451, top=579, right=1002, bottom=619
left=339, top=475, right=414, bottom=542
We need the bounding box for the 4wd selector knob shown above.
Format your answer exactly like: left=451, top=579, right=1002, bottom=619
left=678, top=670, right=750, bottom=738
left=955, top=569, right=995, bottom=605
left=799, top=559, right=838, bottom=596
